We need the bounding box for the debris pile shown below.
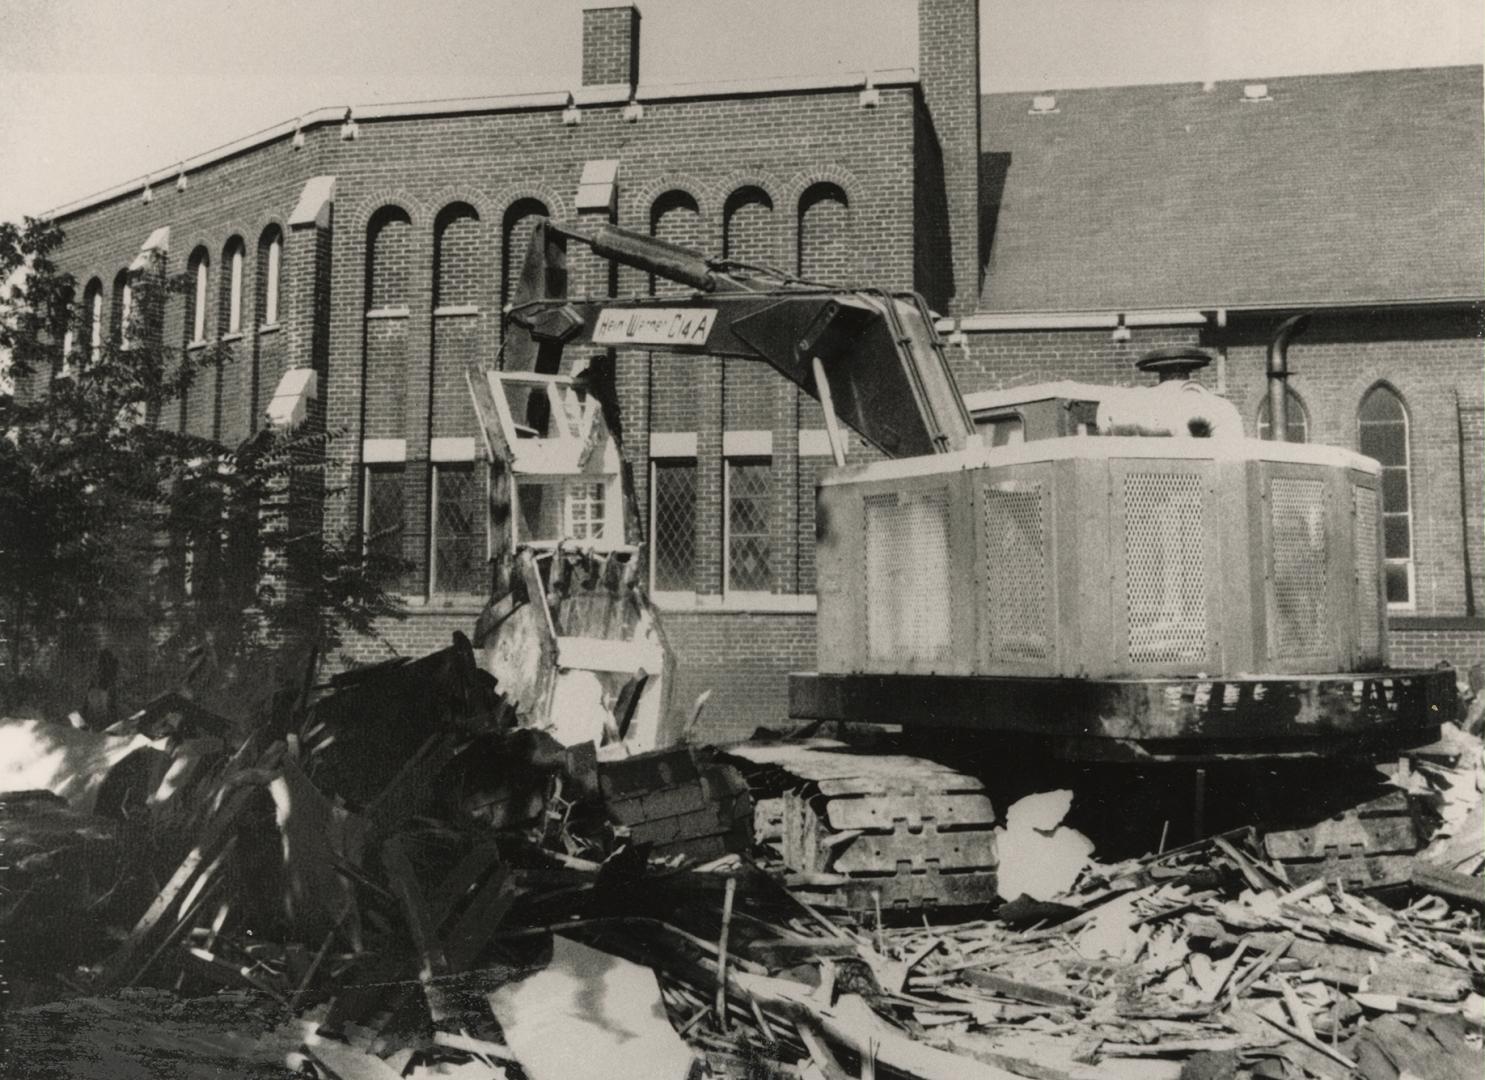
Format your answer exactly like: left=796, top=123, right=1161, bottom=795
left=3, top=647, right=1482, bottom=1080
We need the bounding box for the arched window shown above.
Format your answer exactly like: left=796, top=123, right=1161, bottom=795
left=649, top=190, right=701, bottom=297
left=258, top=227, right=282, bottom=326
left=723, top=186, right=774, bottom=264
left=433, top=202, right=480, bottom=309
left=367, top=206, right=414, bottom=310
left=797, top=182, right=850, bottom=281
left=83, top=278, right=103, bottom=363
left=1358, top=385, right=1413, bottom=607
left=187, top=248, right=209, bottom=343
left=112, top=270, right=131, bottom=347
left=500, top=198, right=548, bottom=315
left=1256, top=386, right=1309, bottom=443
left=221, top=237, right=245, bottom=335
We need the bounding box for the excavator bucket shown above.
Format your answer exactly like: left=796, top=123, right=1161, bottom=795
left=472, top=546, right=682, bottom=754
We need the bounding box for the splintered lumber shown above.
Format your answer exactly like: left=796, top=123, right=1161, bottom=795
left=97, top=784, right=254, bottom=988
left=442, top=864, right=518, bottom=971
left=1410, top=862, right=1485, bottom=910
left=305, top=1037, right=407, bottom=1080
left=1252, top=1004, right=1357, bottom=1072
left=715, top=876, right=738, bottom=1032
left=364, top=734, right=459, bottom=839
left=730, top=973, right=1036, bottom=1080
left=380, top=837, right=448, bottom=985
left=797, top=1023, right=853, bottom=1080
left=960, top=967, right=1092, bottom=1010
left=427, top=840, right=504, bottom=927
left=431, top=1030, right=518, bottom=1062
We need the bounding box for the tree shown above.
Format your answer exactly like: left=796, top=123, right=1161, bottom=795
left=0, top=217, right=404, bottom=717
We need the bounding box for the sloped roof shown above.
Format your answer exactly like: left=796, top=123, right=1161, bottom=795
left=978, top=66, right=1484, bottom=313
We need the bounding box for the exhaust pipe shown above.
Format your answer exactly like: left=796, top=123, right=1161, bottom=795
left=1266, top=313, right=1312, bottom=441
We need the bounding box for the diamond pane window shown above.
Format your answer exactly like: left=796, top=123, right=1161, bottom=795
left=652, top=460, right=696, bottom=592
left=565, top=482, right=607, bottom=541
left=1358, top=386, right=1413, bottom=607
left=434, top=464, right=485, bottom=595
left=364, top=466, right=406, bottom=588
left=727, top=458, right=772, bottom=593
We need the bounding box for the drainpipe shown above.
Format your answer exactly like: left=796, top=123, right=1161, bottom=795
left=1266, top=313, right=1312, bottom=441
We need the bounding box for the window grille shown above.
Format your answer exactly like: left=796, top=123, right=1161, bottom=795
left=565, top=481, right=607, bottom=541
left=652, top=460, right=696, bottom=592
left=364, top=466, right=406, bottom=588
left=433, top=464, right=485, bottom=594
left=727, top=458, right=772, bottom=593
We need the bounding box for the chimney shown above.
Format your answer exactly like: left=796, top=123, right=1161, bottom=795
left=581, top=5, right=641, bottom=89
left=916, top=0, right=981, bottom=317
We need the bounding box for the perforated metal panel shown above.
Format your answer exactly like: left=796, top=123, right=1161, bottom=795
left=1124, top=473, right=1207, bottom=665
left=1269, top=478, right=1329, bottom=658
left=864, top=489, right=952, bottom=665
left=1353, top=484, right=1381, bottom=657
left=983, top=483, right=1050, bottom=661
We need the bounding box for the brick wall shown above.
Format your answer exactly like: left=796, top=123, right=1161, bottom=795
left=581, top=6, right=640, bottom=89
left=1391, top=626, right=1485, bottom=673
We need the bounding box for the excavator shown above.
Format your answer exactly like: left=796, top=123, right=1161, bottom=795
left=468, top=218, right=1458, bottom=909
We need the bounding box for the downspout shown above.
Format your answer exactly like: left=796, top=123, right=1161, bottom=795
left=1266, top=312, right=1312, bottom=441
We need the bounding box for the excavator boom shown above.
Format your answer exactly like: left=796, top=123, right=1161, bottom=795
left=503, top=219, right=976, bottom=460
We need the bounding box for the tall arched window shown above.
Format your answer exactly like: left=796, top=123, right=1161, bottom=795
left=1359, top=385, right=1413, bottom=608
left=112, top=270, right=131, bottom=347
left=723, top=186, right=774, bottom=264
left=797, top=181, right=850, bottom=281
left=188, top=248, right=210, bottom=343
left=258, top=227, right=282, bottom=326
left=500, top=198, right=548, bottom=315
left=1256, top=386, right=1310, bottom=443
left=83, top=278, right=103, bottom=363
left=649, top=190, right=701, bottom=297
left=222, top=237, right=245, bottom=334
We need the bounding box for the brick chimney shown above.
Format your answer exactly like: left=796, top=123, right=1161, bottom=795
left=916, top=0, right=981, bottom=317
left=582, top=5, right=641, bottom=89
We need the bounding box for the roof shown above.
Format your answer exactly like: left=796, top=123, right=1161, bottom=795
left=977, top=66, right=1485, bottom=313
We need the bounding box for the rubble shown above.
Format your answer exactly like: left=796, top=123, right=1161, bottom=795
left=3, top=653, right=1482, bottom=1080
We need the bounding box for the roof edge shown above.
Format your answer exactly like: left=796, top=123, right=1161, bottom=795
left=957, top=296, right=1485, bottom=330
left=42, top=67, right=918, bottom=222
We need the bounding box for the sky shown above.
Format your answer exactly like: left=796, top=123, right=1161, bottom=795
left=0, top=0, right=1480, bottom=224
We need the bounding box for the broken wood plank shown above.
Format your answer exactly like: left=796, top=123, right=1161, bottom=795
left=430, top=1030, right=518, bottom=1062
left=960, top=967, right=1092, bottom=1010
left=442, top=864, right=518, bottom=971
left=1276, top=975, right=1316, bottom=1044
left=305, top=1038, right=406, bottom=1080
left=715, top=876, right=737, bottom=1032
left=1410, top=862, right=1485, bottom=910
left=97, top=784, right=254, bottom=988
left=380, top=836, right=449, bottom=1004
left=796, top=1022, right=853, bottom=1080
left=363, top=734, right=459, bottom=840
left=1252, top=1005, right=1356, bottom=1072
left=426, top=840, right=503, bottom=929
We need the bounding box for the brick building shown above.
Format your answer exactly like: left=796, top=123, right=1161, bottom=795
left=25, top=2, right=1484, bottom=738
